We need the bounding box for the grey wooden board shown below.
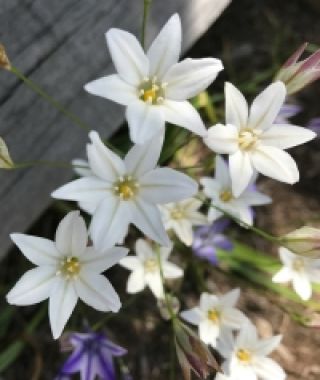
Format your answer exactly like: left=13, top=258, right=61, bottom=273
left=0, top=0, right=231, bottom=257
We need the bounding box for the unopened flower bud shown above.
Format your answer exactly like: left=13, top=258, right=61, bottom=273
left=174, top=319, right=221, bottom=380
left=158, top=295, right=180, bottom=320
left=0, top=137, right=14, bottom=169
left=0, top=44, right=11, bottom=71
left=282, top=226, right=320, bottom=258
left=275, top=42, right=320, bottom=95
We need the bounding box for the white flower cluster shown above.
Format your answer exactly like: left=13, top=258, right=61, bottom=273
left=5, top=12, right=317, bottom=379
left=181, top=289, right=286, bottom=380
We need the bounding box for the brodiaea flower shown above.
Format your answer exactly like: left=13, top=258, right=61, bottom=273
left=160, top=198, right=207, bottom=246
left=193, top=219, right=233, bottom=265
left=204, top=82, right=316, bottom=196
left=119, top=238, right=183, bottom=299
left=58, top=332, right=127, bottom=380
left=272, top=247, right=320, bottom=300
left=6, top=211, right=128, bottom=339
left=180, top=289, right=247, bottom=348
left=52, top=131, right=197, bottom=250
left=85, top=14, right=223, bottom=144
left=200, top=156, right=271, bottom=226
left=218, top=323, right=285, bottom=380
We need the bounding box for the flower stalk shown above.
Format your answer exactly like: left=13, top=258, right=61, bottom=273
left=141, top=0, right=153, bottom=48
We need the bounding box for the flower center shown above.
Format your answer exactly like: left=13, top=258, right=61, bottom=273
left=144, top=258, right=158, bottom=272
left=236, top=348, right=252, bottom=363
left=293, top=258, right=305, bottom=272
left=57, top=256, right=81, bottom=279
left=207, top=308, right=220, bottom=323
left=219, top=189, right=233, bottom=203
left=238, top=128, right=260, bottom=150
left=113, top=175, right=139, bottom=200
left=139, top=77, right=166, bottom=105
left=170, top=207, right=185, bottom=220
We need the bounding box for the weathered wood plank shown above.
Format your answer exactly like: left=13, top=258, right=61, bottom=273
left=0, top=0, right=231, bottom=257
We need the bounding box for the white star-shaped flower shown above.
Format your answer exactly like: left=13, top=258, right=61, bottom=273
left=218, top=323, right=285, bottom=380
left=119, top=238, right=183, bottom=299
left=272, top=247, right=320, bottom=301
left=200, top=156, right=271, bottom=226
left=52, top=131, right=197, bottom=251
left=204, top=81, right=316, bottom=196
left=6, top=211, right=128, bottom=339
left=85, top=14, right=223, bottom=144
left=180, top=289, right=247, bottom=348
left=160, top=198, right=207, bottom=246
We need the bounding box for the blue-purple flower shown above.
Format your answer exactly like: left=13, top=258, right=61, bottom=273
left=275, top=103, right=302, bottom=124
left=192, top=219, right=233, bottom=265
left=307, top=117, right=320, bottom=136
left=58, top=332, right=127, bottom=380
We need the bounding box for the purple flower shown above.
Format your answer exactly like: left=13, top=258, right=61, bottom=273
left=58, top=332, right=127, bottom=380
left=275, top=104, right=302, bottom=124
left=192, top=219, right=233, bottom=265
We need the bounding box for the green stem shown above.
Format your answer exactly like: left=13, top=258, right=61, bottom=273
left=141, top=0, right=152, bottom=49
left=10, top=66, right=117, bottom=151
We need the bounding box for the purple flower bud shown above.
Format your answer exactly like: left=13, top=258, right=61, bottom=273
left=275, top=43, right=320, bottom=94
left=174, top=319, right=221, bottom=380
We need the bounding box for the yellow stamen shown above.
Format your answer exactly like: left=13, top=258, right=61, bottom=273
left=144, top=258, right=158, bottom=272
left=207, top=309, right=220, bottom=323
left=236, top=348, right=252, bottom=363
left=114, top=176, right=138, bottom=200
left=60, top=257, right=81, bottom=277
left=219, top=189, right=233, bottom=202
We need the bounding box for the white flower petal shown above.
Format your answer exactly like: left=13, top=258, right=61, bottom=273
left=81, top=246, right=128, bottom=272
left=204, top=124, right=239, bottom=154
left=72, top=159, right=92, bottom=177
left=10, top=233, right=59, bottom=266
left=171, top=219, right=194, bottom=246
left=51, top=177, right=110, bottom=203
left=161, top=100, right=207, bottom=137
left=217, top=329, right=235, bottom=358
left=260, top=124, right=316, bottom=149
left=248, top=82, right=286, bottom=130
left=146, top=272, right=164, bottom=298
left=252, top=357, right=286, bottom=380
left=55, top=211, right=88, bottom=257
left=222, top=308, right=247, bottom=329
left=119, top=256, right=142, bottom=271
left=229, top=150, right=254, bottom=197
left=236, top=322, right=257, bottom=347
left=126, top=100, right=164, bottom=144
left=131, top=198, right=170, bottom=246
left=49, top=279, right=78, bottom=339
left=75, top=271, right=121, bottom=312
left=251, top=145, right=299, bottom=184
left=90, top=197, right=131, bottom=251
left=200, top=177, right=222, bottom=198
left=199, top=319, right=219, bottom=346
left=159, top=245, right=173, bottom=261
left=164, top=58, right=223, bottom=100
left=228, top=364, right=257, bottom=380
left=254, top=335, right=282, bottom=356
left=180, top=307, right=203, bottom=325
left=215, top=155, right=232, bottom=188
left=124, top=131, right=164, bottom=177
left=106, top=28, right=148, bottom=85
left=292, top=272, right=312, bottom=300
left=272, top=267, right=292, bottom=283
left=127, top=268, right=146, bottom=294
left=135, top=238, right=154, bottom=260
left=220, top=288, right=240, bottom=308
left=147, top=13, right=181, bottom=78
left=208, top=206, right=223, bottom=223
left=240, top=191, right=272, bottom=206
left=200, top=292, right=217, bottom=310
left=6, top=267, right=57, bottom=306
left=235, top=205, right=253, bottom=225
left=225, top=82, right=248, bottom=129
left=139, top=167, right=198, bottom=204
left=84, top=75, right=137, bottom=106
left=88, top=130, right=126, bottom=181
left=162, top=262, right=183, bottom=279
left=279, top=247, right=295, bottom=266
left=78, top=201, right=97, bottom=215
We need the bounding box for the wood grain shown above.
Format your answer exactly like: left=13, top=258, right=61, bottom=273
left=0, top=0, right=231, bottom=257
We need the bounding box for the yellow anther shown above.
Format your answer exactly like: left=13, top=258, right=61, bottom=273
left=170, top=208, right=185, bottom=220
left=143, top=89, right=157, bottom=103
left=207, top=309, right=220, bottom=323
left=238, top=128, right=260, bottom=150
left=219, top=189, right=233, bottom=203
left=236, top=348, right=252, bottom=363
left=144, top=258, right=158, bottom=272
left=114, top=175, right=138, bottom=201
left=60, top=257, right=81, bottom=278
left=293, top=258, right=305, bottom=271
